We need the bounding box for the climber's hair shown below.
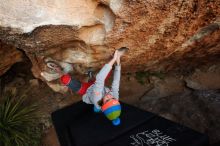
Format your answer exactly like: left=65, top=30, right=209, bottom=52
left=98, top=99, right=103, bottom=107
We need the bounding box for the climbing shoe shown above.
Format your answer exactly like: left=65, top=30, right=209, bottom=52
left=46, top=61, right=62, bottom=74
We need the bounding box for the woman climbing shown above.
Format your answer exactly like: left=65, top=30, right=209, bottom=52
left=47, top=47, right=128, bottom=125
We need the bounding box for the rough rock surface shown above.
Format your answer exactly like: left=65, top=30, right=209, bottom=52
left=185, top=64, right=220, bottom=90
left=140, top=75, right=187, bottom=101
left=0, top=41, right=23, bottom=76
left=0, top=0, right=220, bottom=92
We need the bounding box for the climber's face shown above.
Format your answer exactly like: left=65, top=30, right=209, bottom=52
left=103, top=94, right=116, bottom=105
left=98, top=94, right=117, bottom=107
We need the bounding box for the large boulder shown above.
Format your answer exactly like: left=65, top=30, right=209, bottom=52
left=0, top=0, right=219, bottom=92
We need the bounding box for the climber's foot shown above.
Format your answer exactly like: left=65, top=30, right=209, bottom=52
left=46, top=61, right=62, bottom=74
left=85, top=68, right=94, bottom=80
left=88, top=71, right=93, bottom=79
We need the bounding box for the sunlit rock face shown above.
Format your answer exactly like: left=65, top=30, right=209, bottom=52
left=0, top=41, right=23, bottom=76
left=0, top=0, right=220, bottom=91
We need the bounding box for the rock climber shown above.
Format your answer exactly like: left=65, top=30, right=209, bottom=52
left=47, top=47, right=128, bottom=125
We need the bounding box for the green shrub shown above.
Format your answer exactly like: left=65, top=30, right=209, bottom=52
left=0, top=92, right=42, bottom=146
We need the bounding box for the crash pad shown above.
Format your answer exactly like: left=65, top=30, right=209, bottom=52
left=51, top=101, right=209, bottom=146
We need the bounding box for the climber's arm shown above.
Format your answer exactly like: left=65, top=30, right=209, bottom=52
left=111, top=47, right=126, bottom=99
left=94, top=50, right=118, bottom=87
left=111, top=65, right=121, bottom=99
